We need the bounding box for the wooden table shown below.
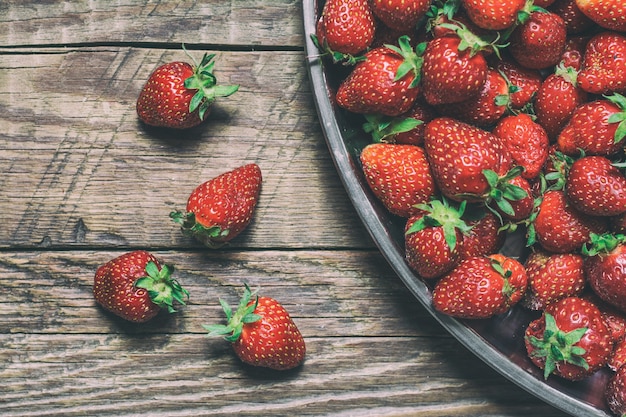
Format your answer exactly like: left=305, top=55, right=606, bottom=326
left=0, top=2, right=572, bottom=416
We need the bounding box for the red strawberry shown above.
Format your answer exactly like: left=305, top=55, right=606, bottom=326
left=577, top=31, right=626, bottom=95
left=314, top=0, right=376, bottom=61
left=522, top=249, right=586, bottom=310
left=566, top=155, right=626, bottom=217
left=534, top=63, right=588, bottom=140
left=584, top=233, right=626, bottom=313
left=360, top=143, right=438, bottom=218
left=204, top=284, right=306, bottom=371
left=609, top=337, right=626, bottom=371
left=420, top=28, right=492, bottom=105
left=437, top=68, right=509, bottom=127
left=93, top=251, right=189, bottom=323
left=548, top=0, right=595, bottom=34
left=495, top=60, right=543, bottom=111
left=369, top=0, right=431, bottom=32
left=137, top=51, right=239, bottom=129
left=170, top=164, right=262, bottom=248
left=404, top=197, right=473, bottom=279
left=557, top=94, right=626, bottom=157
left=493, top=113, right=550, bottom=180
left=335, top=36, right=422, bottom=116
left=529, top=189, right=608, bottom=253
left=613, top=213, right=626, bottom=235
left=509, top=11, right=567, bottom=69
left=559, top=35, right=590, bottom=71
left=574, top=0, right=626, bottom=32
left=461, top=0, right=526, bottom=30
left=607, top=363, right=626, bottom=416
left=458, top=209, right=506, bottom=260
left=525, top=296, right=613, bottom=380
left=432, top=253, right=528, bottom=319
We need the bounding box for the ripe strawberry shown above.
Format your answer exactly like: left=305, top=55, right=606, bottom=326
left=420, top=27, right=492, bottom=105
left=493, top=113, right=549, bottom=180
left=204, top=284, right=305, bottom=371
left=607, top=363, right=626, bottom=416
left=577, top=31, right=626, bottom=95
left=494, top=60, right=542, bottom=111
left=137, top=51, right=239, bottom=129
left=335, top=36, right=423, bottom=116
left=437, top=68, right=509, bottom=127
left=404, top=197, right=473, bottom=279
left=613, top=213, right=626, bottom=235
left=522, top=249, right=586, bottom=310
left=566, top=155, right=626, bottom=217
left=369, top=0, right=431, bottom=32
left=93, top=250, right=189, bottom=323
left=360, top=143, right=438, bottom=218
left=574, top=0, right=626, bottom=32
left=534, top=63, right=588, bottom=140
left=461, top=0, right=526, bottom=30
left=314, top=0, right=376, bottom=61
left=432, top=253, right=528, bottom=319
left=548, top=0, right=595, bottom=34
left=584, top=233, right=626, bottom=313
left=582, top=292, right=626, bottom=343
left=557, top=94, right=626, bottom=157
left=458, top=209, right=506, bottom=260
left=529, top=189, right=608, bottom=253
left=559, top=35, right=590, bottom=71
left=609, top=337, right=626, bottom=371
left=509, top=11, right=567, bottom=69
left=170, top=164, right=262, bottom=248
left=525, top=296, right=613, bottom=380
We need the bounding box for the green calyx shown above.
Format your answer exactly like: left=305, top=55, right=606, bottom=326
left=405, top=197, right=473, bottom=252
left=384, top=35, right=425, bottom=89
left=582, top=232, right=626, bottom=257
left=606, top=92, right=626, bottom=144
left=526, top=312, right=589, bottom=380
left=483, top=166, right=529, bottom=219
left=182, top=46, right=239, bottom=121
left=309, top=34, right=366, bottom=66
left=362, top=113, right=423, bottom=143
left=134, top=261, right=189, bottom=313
left=169, top=210, right=230, bottom=249
left=202, top=283, right=262, bottom=343
left=437, top=21, right=505, bottom=58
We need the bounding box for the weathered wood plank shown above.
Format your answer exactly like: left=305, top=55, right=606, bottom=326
left=0, top=48, right=373, bottom=249
left=0, top=0, right=305, bottom=48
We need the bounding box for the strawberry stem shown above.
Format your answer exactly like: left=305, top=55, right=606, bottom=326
left=134, top=261, right=189, bottom=313
left=203, top=283, right=262, bottom=343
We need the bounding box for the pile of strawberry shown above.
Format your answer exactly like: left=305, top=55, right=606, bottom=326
left=313, top=0, right=626, bottom=413
left=91, top=49, right=306, bottom=372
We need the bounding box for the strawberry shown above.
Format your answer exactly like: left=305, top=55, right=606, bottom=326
left=369, top=0, right=431, bottom=33
left=432, top=253, right=528, bottom=319
left=204, top=284, right=305, bottom=371
left=93, top=250, right=189, bottom=323
left=529, top=189, right=608, bottom=253
left=613, top=213, right=626, bottom=235
left=461, top=0, right=526, bottom=30
left=522, top=249, right=586, bottom=310
left=493, top=113, right=549, bottom=180
left=534, top=63, right=588, bottom=140
left=566, top=155, right=626, bottom=217
left=509, top=11, right=567, bottom=69
left=335, top=36, right=423, bottom=116
left=548, top=0, right=595, bottom=34
left=574, top=0, right=626, bottom=32
left=525, top=296, right=613, bottom=381
left=577, top=31, right=626, bottom=95
left=360, top=143, right=438, bottom=218
left=137, top=50, right=239, bottom=129
left=404, top=197, right=473, bottom=279
left=584, top=233, right=626, bottom=313
left=170, top=164, right=262, bottom=248
left=436, top=68, right=509, bottom=127
left=420, top=25, right=494, bottom=105
left=314, top=0, right=376, bottom=61
left=458, top=209, right=506, bottom=260
left=607, top=363, right=626, bottom=416
left=609, top=337, right=626, bottom=371
left=494, top=60, right=542, bottom=111
left=559, top=35, right=590, bottom=71
left=557, top=93, right=626, bottom=157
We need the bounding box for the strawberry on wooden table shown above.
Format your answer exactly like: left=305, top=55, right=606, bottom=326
left=577, top=31, right=626, bottom=95
left=204, top=284, right=306, bottom=371
left=584, top=233, right=626, bottom=313
left=137, top=49, right=239, bottom=129
left=432, top=253, right=528, bottom=319
left=360, top=143, right=438, bottom=218
left=93, top=250, right=189, bottom=323
left=525, top=296, right=613, bottom=381
left=170, top=163, right=262, bottom=248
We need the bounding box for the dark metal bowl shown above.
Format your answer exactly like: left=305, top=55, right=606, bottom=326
left=302, top=1, right=612, bottom=415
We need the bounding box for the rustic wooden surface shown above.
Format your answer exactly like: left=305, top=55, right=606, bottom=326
left=0, top=1, right=573, bottom=416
